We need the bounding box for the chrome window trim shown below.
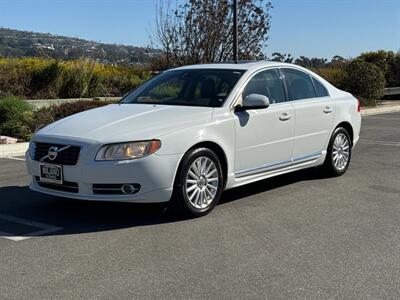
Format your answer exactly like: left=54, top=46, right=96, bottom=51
left=229, top=65, right=332, bottom=109
left=280, top=67, right=331, bottom=101
left=229, top=66, right=289, bottom=109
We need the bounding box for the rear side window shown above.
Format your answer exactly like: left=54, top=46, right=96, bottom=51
left=243, top=69, right=286, bottom=104
left=312, top=78, right=329, bottom=97
left=283, top=68, right=316, bottom=101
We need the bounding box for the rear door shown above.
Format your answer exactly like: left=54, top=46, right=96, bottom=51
left=282, top=68, right=334, bottom=161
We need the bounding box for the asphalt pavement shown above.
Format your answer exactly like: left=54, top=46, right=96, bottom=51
left=0, top=112, right=399, bottom=299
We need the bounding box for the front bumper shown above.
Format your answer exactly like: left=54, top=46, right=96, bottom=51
left=26, top=136, right=181, bottom=203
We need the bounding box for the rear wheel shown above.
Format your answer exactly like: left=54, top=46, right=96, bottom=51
left=170, top=148, right=224, bottom=218
left=323, top=127, right=352, bottom=176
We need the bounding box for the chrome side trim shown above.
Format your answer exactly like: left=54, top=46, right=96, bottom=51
left=234, top=151, right=322, bottom=178
left=234, top=159, right=292, bottom=178
left=92, top=188, right=122, bottom=191
left=292, top=151, right=322, bottom=162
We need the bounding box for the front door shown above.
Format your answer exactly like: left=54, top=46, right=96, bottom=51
left=233, top=69, right=295, bottom=177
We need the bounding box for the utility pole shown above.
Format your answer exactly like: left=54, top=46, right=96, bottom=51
left=232, top=0, right=238, bottom=63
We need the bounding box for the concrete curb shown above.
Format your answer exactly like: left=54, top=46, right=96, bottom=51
left=361, top=104, right=400, bottom=116
left=0, top=142, right=29, bottom=158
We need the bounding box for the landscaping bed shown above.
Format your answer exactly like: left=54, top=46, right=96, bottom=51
left=0, top=96, right=118, bottom=142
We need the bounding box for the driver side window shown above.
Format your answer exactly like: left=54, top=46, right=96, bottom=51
left=243, top=69, right=286, bottom=104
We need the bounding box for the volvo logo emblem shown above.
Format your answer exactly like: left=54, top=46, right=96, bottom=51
left=47, top=146, right=58, bottom=161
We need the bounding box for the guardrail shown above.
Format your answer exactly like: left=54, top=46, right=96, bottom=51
left=384, top=87, right=400, bottom=96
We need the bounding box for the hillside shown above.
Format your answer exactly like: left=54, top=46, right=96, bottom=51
left=0, top=27, right=161, bottom=65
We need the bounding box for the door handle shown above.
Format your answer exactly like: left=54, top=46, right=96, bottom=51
left=279, top=113, right=292, bottom=121
left=323, top=106, right=333, bottom=114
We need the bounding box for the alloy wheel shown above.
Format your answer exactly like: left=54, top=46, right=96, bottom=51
left=185, top=156, right=219, bottom=209
left=332, top=133, right=350, bottom=171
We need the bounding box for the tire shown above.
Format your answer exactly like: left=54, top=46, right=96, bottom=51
left=169, top=147, right=224, bottom=218
left=323, top=127, right=352, bottom=177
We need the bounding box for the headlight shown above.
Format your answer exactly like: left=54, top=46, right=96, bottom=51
left=29, top=142, right=36, bottom=159
left=95, top=140, right=161, bottom=161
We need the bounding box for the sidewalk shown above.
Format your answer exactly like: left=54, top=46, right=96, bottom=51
left=0, top=142, right=28, bottom=158
left=361, top=100, right=400, bottom=116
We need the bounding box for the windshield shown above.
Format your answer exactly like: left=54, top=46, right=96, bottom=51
left=121, top=69, right=245, bottom=107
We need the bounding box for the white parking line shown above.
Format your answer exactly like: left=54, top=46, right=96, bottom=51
left=359, top=140, right=400, bottom=147
left=0, top=214, right=62, bottom=242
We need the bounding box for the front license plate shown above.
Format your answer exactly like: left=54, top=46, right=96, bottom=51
left=39, top=163, right=63, bottom=184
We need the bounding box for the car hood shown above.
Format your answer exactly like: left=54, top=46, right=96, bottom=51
left=35, top=104, right=213, bottom=143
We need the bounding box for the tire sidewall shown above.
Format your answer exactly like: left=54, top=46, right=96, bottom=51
left=174, top=148, right=224, bottom=217
left=326, top=127, right=352, bottom=176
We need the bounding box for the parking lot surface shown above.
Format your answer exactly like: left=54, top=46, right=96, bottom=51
left=0, top=112, right=399, bottom=299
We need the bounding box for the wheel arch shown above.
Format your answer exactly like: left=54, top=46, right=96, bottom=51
left=176, top=141, right=229, bottom=188
left=334, top=121, right=354, bottom=146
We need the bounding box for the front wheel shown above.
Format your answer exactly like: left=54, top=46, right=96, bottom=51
left=170, top=148, right=224, bottom=218
left=323, top=127, right=352, bottom=176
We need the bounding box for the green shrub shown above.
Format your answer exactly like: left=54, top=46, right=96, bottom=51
left=29, top=61, right=63, bottom=99
left=0, top=57, right=150, bottom=100
left=0, top=96, right=33, bottom=124
left=344, top=60, right=386, bottom=106
left=0, top=59, right=32, bottom=98
left=313, top=67, right=346, bottom=89
left=1, top=119, right=33, bottom=141
left=59, top=60, right=97, bottom=98
left=357, top=50, right=400, bottom=87
left=31, top=107, right=55, bottom=133
left=0, top=96, right=33, bottom=140
left=0, top=96, right=118, bottom=140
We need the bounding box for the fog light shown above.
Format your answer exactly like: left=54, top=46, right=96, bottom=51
left=121, top=184, right=136, bottom=195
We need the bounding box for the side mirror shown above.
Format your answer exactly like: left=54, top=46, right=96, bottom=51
left=236, top=94, right=270, bottom=111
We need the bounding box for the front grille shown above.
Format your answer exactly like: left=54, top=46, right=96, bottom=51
left=93, top=183, right=141, bottom=195
left=33, top=142, right=81, bottom=165
left=36, top=177, right=79, bottom=193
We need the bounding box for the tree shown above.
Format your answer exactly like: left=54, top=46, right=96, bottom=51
left=152, top=0, right=272, bottom=69
left=358, top=50, right=388, bottom=72
left=270, top=52, right=293, bottom=63
left=345, top=60, right=386, bottom=106
left=295, top=56, right=328, bottom=68
left=329, top=55, right=347, bottom=68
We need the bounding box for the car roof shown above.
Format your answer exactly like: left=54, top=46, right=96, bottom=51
left=170, top=61, right=295, bottom=72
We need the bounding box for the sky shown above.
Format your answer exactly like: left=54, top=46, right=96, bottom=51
left=0, top=0, right=399, bottom=59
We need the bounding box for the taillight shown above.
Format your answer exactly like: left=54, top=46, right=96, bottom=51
left=356, top=98, right=361, bottom=112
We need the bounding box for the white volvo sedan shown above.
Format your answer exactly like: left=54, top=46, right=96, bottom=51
left=26, top=61, right=361, bottom=217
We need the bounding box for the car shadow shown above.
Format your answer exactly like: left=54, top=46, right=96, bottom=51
left=220, top=167, right=328, bottom=205
left=0, top=167, right=328, bottom=237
